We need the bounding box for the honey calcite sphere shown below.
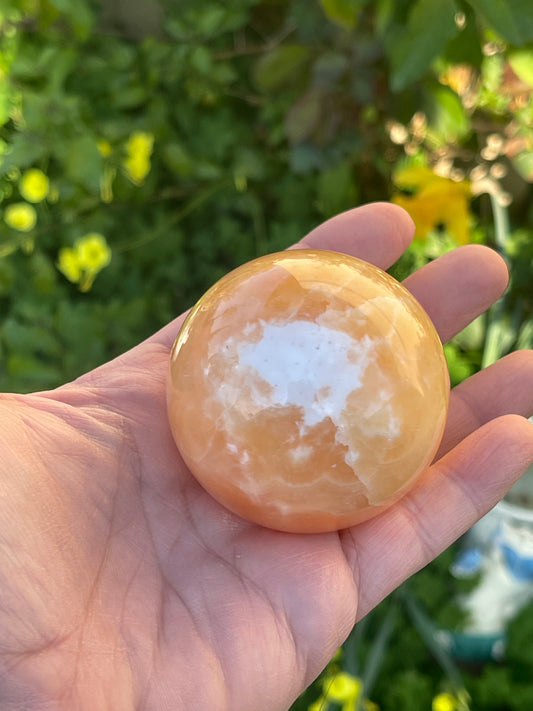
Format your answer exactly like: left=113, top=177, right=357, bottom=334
left=167, top=249, right=449, bottom=533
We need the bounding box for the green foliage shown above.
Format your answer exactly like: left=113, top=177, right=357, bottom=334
left=508, top=48, right=533, bottom=87
left=467, top=0, right=533, bottom=45
left=254, top=45, right=311, bottom=92
left=381, top=670, right=434, bottom=710
left=387, top=0, right=460, bottom=91
left=296, top=549, right=533, bottom=711
left=1, top=2, right=533, bottom=707
left=319, top=0, right=364, bottom=30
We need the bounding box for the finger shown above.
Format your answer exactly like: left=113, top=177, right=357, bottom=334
left=292, top=201, right=415, bottom=271
left=341, top=414, right=533, bottom=620
left=437, top=349, right=533, bottom=458
left=403, top=244, right=509, bottom=343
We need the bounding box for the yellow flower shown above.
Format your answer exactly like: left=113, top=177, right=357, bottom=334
left=4, top=202, right=37, bottom=231
left=310, top=672, right=378, bottom=711
left=57, top=246, right=83, bottom=283
left=432, top=692, right=458, bottom=711
left=392, top=165, right=472, bottom=245
left=127, top=131, right=154, bottom=155
left=19, top=168, right=50, bottom=203
left=76, top=232, right=111, bottom=272
left=123, top=130, right=154, bottom=185
left=323, top=671, right=362, bottom=709
left=97, top=139, right=113, bottom=157
left=100, top=165, right=116, bottom=204
left=124, top=153, right=151, bottom=184
left=57, top=233, right=111, bottom=291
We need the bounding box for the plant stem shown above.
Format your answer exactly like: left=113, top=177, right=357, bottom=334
left=401, top=587, right=464, bottom=691
left=358, top=597, right=398, bottom=708
left=481, top=192, right=510, bottom=368
left=113, top=178, right=233, bottom=253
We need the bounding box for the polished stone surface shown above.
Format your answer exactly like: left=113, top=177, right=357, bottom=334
left=167, top=250, right=449, bottom=533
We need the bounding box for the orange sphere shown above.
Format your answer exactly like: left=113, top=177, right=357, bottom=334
left=167, top=250, right=449, bottom=533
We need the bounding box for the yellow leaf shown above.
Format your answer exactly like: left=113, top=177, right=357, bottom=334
left=392, top=166, right=472, bottom=244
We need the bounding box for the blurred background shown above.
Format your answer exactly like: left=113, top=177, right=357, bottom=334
left=1, top=1, right=533, bottom=708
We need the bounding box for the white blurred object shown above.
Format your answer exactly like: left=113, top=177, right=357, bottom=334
left=446, top=459, right=533, bottom=660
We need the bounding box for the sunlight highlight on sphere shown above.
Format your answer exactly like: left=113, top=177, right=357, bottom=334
left=167, top=250, right=449, bottom=533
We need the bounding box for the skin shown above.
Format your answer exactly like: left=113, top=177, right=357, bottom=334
left=0, top=202, right=533, bottom=710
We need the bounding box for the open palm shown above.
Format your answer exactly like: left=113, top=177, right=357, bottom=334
left=1, top=203, right=532, bottom=711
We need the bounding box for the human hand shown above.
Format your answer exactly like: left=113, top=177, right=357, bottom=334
left=1, top=202, right=532, bottom=710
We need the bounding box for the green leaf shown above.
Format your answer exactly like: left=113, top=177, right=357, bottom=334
left=316, top=161, right=358, bottom=218
left=3, top=318, right=60, bottom=357
left=319, top=0, right=363, bottom=29
left=288, top=144, right=326, bottom=174
left=163, top=142, right=193, bottom=178
left=383, top=670, right=433, bottom=710
left=0, top=258, right=15, bottom=295
left=113, top=86, right=148, bottom=110
left=195, top=6, right=230, bottom=35
left=507, top=599, right=533, bottom=668
left=29, top=252, right=57, bottom=295
left=6, top=354, right=61, bottom=387
left=452, top=315, right=485, bottom=352
left=513, top=151, right=533, bottom=181
left=312, top=52, right=349, bottom=86
left=509, top=0, right=533, bottom=42
left=374, top=0, right=395, bottom=37
left=189, top=46, right=213, bottom=75
left=424, top=85, right=471, bottom=144
left=284, top=89, right=323, bottom=144
left=389, top=0, right=459, bottom=91
left=443, top=4, right=483, bottom=66
left=62, top=135, right=103, bottom=193
left=0, top=134, right=47, bottom=177
left=467, top=0, right=531, bottom=44
left=253, top=45, right=310, bottom=92
left=509, top=49, right=533, bottom=87
left=444, top=342, right=476, bottom=386
left=46, top=0, right=94, bottom=40
left=232, top=147, right=266, bottom=182
left=516, top=319, right=533, bottom=350
left=0, top=83, right=13, bottom=127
